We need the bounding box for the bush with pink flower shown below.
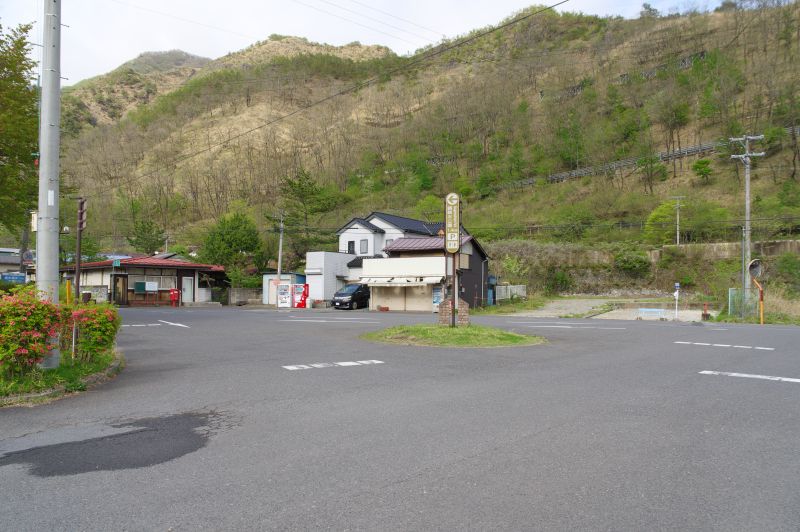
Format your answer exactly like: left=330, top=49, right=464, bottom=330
left=0, top=285, right=61, bottom=377
left=61, top=303, right=121, bottom=362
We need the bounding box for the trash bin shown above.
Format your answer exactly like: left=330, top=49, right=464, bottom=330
left=81, top=291, right=92, bottom=303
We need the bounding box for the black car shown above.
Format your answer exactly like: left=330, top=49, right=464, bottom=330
left=332, top=283, right=370, bottom=310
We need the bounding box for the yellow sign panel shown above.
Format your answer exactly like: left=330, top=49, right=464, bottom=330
left=445, top=193, right=460, bottom=254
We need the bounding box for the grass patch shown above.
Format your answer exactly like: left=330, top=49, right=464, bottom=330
left=0, top=351, right=116, bottom=397
left=361, top=324, right=545, bottom=348
left=471, top=295, right=548, bottom=315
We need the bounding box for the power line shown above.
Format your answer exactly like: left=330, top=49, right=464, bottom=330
left=314, top=0, right=437, bottom=42
left=345, top=0, right=442, bottom=38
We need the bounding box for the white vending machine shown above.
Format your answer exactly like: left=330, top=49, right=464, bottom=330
left=277, top=283, right=292, bottom=308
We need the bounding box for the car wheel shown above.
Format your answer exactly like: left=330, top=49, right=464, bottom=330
left=351, top=300, right=358, bottom=310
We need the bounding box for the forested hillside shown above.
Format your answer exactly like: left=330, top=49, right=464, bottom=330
left=48, top=2, right=799, bottom=284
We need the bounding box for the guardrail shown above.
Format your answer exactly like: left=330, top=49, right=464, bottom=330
left=509, top=125, right=799, bottom=188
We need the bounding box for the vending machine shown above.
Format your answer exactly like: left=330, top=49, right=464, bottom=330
left=277, top=283, right=292, bottom=308
left=292, top=284, right=309, bottom=308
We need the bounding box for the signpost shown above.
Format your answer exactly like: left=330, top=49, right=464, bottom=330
left=445, top=193, right=460, bottom=328
left=748, top=259, right=764, bottom=325
left=674, top=282, right=680, bottom=321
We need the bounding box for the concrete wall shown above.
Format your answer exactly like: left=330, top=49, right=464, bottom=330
left=648, top=240, right=800, bottom=263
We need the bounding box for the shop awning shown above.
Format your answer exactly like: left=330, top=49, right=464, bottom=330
left=361, top=276, right=443, bottom=286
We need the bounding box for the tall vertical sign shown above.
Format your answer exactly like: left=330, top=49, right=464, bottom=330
left=445, top=193, right=460, bottom=327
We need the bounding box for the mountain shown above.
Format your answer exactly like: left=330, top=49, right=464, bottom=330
left=61, top=50, right=211, bottom=131
left=59, top=3, right=800, bottom=268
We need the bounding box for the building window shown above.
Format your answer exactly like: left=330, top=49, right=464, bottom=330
left=360, top=239, right=368, bottom=254
left=347, top=241, right=355, bottom=254
left=385, top=239, right=393, bottom=246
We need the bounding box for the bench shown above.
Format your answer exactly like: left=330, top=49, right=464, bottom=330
left=637, top=308, right=668, bottom=320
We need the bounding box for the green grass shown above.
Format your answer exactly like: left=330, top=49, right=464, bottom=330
left=0, top=351, right=116, bottom=397
left=714, top=312, right=800, bottom=326
left=361, top=324, right=545, bottom=348
left=471, top=295, right=549, bottom=315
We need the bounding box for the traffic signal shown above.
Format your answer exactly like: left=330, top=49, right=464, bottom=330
left=77, top=198, right=87, bottom=231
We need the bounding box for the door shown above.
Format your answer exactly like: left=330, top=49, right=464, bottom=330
left=113, top=275, right=128, bottom=306
left=181, top=276, right=194, bottom=303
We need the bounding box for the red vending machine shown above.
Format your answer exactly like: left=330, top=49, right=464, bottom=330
left=292, top=284, right=309, bottom=308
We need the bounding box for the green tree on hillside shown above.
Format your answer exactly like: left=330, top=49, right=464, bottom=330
left=200, top=212, right=262, bottom=272
left=280, top=169, right=339, bottom=259
left=127, top=220, right=166, bottom=254
left=0, top=24, right=38, bottom=231
left=692, top=159, right=713, bottom=184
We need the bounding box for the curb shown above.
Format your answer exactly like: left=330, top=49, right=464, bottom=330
left=0, top=351, right=125, bottom=408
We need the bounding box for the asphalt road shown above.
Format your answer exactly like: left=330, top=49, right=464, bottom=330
left=1, top=307, right=799, bottom=530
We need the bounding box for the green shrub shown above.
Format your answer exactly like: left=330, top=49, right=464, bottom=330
left=0, top=286, right=61, bottom=377
left=774, top=252, right=800, bottom=295
left=544, top=267, right=573, bottom=294
left=64, top=304, right=121, bottom=362
left=613, top=248, right=651, bottom=277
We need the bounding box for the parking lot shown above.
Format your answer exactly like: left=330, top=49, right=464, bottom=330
left=2, top=307, right=799, bottom=530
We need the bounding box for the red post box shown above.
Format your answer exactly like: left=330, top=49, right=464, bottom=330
left=169, top=288, right=180, bottom=307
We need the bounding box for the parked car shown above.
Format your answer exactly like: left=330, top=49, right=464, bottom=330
left=332, top=283, right=370, bottom=310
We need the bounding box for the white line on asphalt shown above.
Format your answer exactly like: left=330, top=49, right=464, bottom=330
left=158, top=319, right=190, bottom=328
left=699, top=370, right=800, bottom=384
left=523, top=325, right=626, bottom=330
left=131, top=324, right=146, bottom=327
left=711, top=328, right=729, bottom=331
left=146, top=324, right=162, bottom=327
left=278, top=319, right=381, bottom=324
left=282, top=360, right=384, bottom=370
left=674, top=341, right=775, bottom=351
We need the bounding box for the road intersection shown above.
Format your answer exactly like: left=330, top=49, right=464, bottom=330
left=1, top=307, right=798, bottom=530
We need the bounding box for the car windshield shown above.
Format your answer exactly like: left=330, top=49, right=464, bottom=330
left=338, top=284, right=361, bottom=294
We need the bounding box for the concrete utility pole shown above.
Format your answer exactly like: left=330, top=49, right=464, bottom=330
left=671, top=196, right=685, bottom=246
left=36, top=0, right=62, bottom=368
left=276, top=212, right=284, bottom=281
left=730, top=134, right=764, bottom=299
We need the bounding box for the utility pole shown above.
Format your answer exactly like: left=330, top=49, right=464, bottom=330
left=730, top=134, right=764, bottom=300
left=74, top=198, right=87, bottom=301
left=276, top=212, right=284, bottom=281
left=36, top=0, right=62, bottom=368
left=671, top=196, right=685, bottom=246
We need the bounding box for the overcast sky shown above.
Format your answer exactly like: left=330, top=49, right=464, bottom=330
left=2, top=0, right=716, bottom=86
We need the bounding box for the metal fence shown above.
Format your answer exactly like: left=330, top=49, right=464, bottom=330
left=728, top=287, right=759, bottom=318
left=495, top=284, right=527, bottom=301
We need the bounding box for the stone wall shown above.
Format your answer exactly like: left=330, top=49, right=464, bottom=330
left=438, top=298, right=470, bottom=326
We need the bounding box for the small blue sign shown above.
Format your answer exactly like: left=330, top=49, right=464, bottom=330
left=674, top=282, right=680, bottom=290
left=112, top=259, right=121, bottom=267
left=1, top=273, right=26, bottom=284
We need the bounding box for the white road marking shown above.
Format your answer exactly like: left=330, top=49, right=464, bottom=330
left=278, top=319, right=381, bottom=324
left=523, top=325, right=626, bottom=330
left=711, top=328, right=729, bottom=331
left=158, top=319, right=190, bottom=328
left=283, top=360, right=384, bottom=371
left=146, top=323, right=162, bottom=327
left=699, top=370, right=800, bottom=384
left=675, top=342, right=775, bottom=351
left=131, top=324, right=146, bottom=327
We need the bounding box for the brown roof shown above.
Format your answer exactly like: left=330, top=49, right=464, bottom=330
left=59, top=256, right=224, bottom=272
left=384, top=235, right=473, bottom=252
